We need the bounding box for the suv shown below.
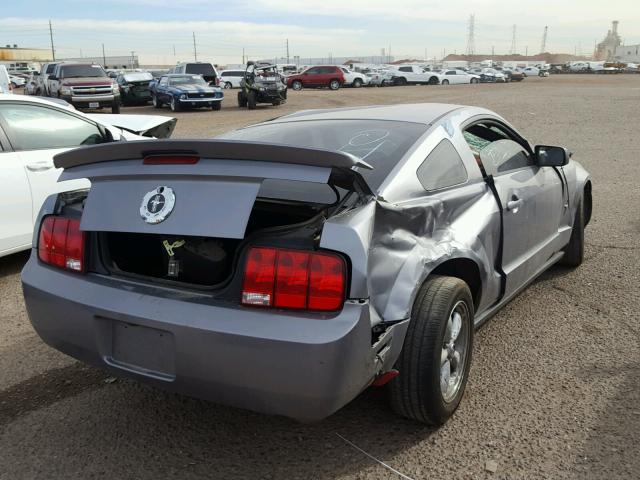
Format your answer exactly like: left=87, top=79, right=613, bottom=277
left=339, top=67, right=369, bottom=88
left=47, top=63, right=120, bottom=113
left=383, top=65, right=442, bottom=86
left=286, top=66, right=345, bottom=90
left=170, top=62, right=220, bottom=86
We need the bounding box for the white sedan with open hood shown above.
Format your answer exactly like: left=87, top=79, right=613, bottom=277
left=0, top=94, right=176, bottom=257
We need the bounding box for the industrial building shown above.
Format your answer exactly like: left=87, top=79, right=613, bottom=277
left=595, top=21, right=622, bottom=61
left=615, top=44, right=640, bottom=63
left=60, top=55, right=140, bottom=69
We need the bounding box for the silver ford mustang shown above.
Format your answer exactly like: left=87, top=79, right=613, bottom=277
left=22, top=103, right=592, bottom=425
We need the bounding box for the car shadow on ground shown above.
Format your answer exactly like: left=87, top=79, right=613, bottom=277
left=0, top=251, right=29, bottom=279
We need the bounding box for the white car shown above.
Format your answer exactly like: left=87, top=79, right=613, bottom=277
left=384, top=65, right=443, bottom=85
left=0, top=66, right=12, bottom=94
left=339, top=67, right=369, bottom=88
left=0, top=94, right=177, bottom=257
left=519, top=66, right=542, bottom=77
left=480, top=68, right=507, bottom=83
left=219, top=69, right=245, bottom=89
left=9, top=75, right=26, bottom=88
left=439, top=69, right=480, bottom=85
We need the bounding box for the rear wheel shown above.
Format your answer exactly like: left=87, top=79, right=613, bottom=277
left=237, top=91, right=247, bottom=108
left=292, top=80, right=303, bottom=91
left=152, top=94, right=162, bottom=109
left=441, top=79, right=449, bottom=85
left=389, top=276, right=474, bottom=425
left=394, top=77, right=407, bottom=86
left=561, top=198, right=584, bottom=267
left=111, top=101, right=120, bottom=114
left=224, top=82, right=232, bottom=89
left=470, top=77, right=479, bottom=84
left=353, top=78, right=363, bottom=88
left=247, top=90, right=257, bottom=110
left=329, top=79, right=341, bottom=90
left=428, top=76, right=439, bottom=85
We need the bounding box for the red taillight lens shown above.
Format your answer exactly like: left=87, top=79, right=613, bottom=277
left=241, top=247, right=276, bottom=306
left=38, top=217, right=85, bottom=272
left=242, top=247, right=346, bottom=312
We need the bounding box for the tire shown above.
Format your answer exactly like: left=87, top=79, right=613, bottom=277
left=389, top=276, right=474, bottom=425
left=353, top=78, right=363, bottom=88
left=428, top=76, right=439, bottom=85
left=441, top=79, right=449, bottom=85
left=247, top=91, right=257, bottom=110
left=170, top=97, right=180, bottom=112
left=394, top=77, right=407, bottom=86
left=152, top=94, right=162, bottom=109
left=224, top=82, right=232, bottom=89
left=470, top=78, right=479, bottom=84
left=329, top=79, right=341, bottom=90
left=111, top=102, right=120, bottom=114
left=272, top=100, right=281, bottom=106
left=211, top=101, right=222, bottom=111
left=561, top=198, right=584, bottom=267
left=292, top=80, right=303, bottom=91
left=237, top=91, right=247, bottom=108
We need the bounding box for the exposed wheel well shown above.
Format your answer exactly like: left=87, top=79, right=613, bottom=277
left=430, top=259, right=482, bottom=310
left=584, top=181, right=592, bottom=226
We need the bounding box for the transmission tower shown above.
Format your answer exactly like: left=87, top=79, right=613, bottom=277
left=466, top=14, right=476, bottom=56
left=540, top=26, right=548, bottom=53
left=509, top=24, right=517, bottom=55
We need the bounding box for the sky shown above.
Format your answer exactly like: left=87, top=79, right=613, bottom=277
left=1, top=0, right=639, bottom=65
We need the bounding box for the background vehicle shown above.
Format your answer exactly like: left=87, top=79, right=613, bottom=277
left=47, top=63, right=120, bottom=114
left=9, top=75, right=26, bottom=88
left=0, top=66, right=12, bottom=94
left=384, top=65, right=442, bottom=85
left=500, top=68, right=524, bottom=82
left=219, top=70, right=245, bottom=89
left=340, top=67, right=369, bottom=87
left=439, top=69, right=480, bottom=85
left=479, top=68, right=507, bottom=83
left=149, top=74, right=223, bottom=111
left=117, top=71, right=154, bottom=105
left=169, top=62, right=220, bottom=86
left=21, top=103, right=590, bottom=426
left=237, top=63, right=287, bottom=109
left=286, top=66, right=345, bottom=90
left=0, top=94, right=176, bottom=257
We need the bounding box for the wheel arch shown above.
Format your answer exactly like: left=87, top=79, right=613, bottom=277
left=429, top=258, right=482, bottom=311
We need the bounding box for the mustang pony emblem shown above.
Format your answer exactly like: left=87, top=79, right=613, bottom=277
left=140, top=186, right=176, bottom=224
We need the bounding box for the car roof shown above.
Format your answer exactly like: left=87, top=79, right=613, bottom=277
left=271, top=103, right=465, bottom=126
left=0, top=93, right=75, bottom=109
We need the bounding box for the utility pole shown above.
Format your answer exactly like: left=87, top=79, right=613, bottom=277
left=172, top=44, right=176, bottom=57
left=48, top=20, right=55, bottom=60
left=102, top=43, right=106, bottom=67
left=509, top=25, right=517, bottom=55
left=242, top=47, right=245, bottom=64
left=525, top=45, right=528, bottom=56
left=130, top=51, right=135, bottom=69
left=286, top=39, right=290, bottom=64
left=192, top=32, right=197, bottom=61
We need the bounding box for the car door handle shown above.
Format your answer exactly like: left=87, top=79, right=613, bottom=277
left=26, top=162, right=53, bottom=172
left=507, top=198, right=523, bottom=211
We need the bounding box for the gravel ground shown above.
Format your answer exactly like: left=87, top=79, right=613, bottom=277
left=1, top=75, right=639, bottom=479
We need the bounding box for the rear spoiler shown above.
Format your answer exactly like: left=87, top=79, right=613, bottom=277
left=53, top=139, right=374, bottom=171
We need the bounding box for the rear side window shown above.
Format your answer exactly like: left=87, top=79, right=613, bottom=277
left=399, top=67, right=412, bottom=72
left=185, top=63, right=215, bottom=76
left=417, top=139, right=468, bottom=191
left=0, top=104, right=106, bottom=151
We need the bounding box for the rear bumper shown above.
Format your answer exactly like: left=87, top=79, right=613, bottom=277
left=21, top=256, right=376, bottom=421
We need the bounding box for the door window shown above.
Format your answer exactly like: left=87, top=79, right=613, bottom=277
left=398, top=67, right=412, bottom=72
left=446, top=71, right=457, bottom=75
left=159, top=77, right=168, bottom=86
left=0, top=104, right=106, bottom=151
left=463, top=122, right=533, bottom=176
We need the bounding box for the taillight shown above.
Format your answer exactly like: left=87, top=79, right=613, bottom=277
left=242, top=247, right=346, bottom=312
left=38, top=216, right=85, bottom=272
left=143, top=155, right=199, bottom=165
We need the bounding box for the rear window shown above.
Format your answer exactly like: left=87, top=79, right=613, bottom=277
left=218, top=119, right=428, bottom=190
left=60, top=65, right=107, bottom=78
left=185, top=63, right=216, bottom=76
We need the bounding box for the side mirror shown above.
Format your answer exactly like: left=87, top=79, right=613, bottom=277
left=535, top=145, right=570, bottom=167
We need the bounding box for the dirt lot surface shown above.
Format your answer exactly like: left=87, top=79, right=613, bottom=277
left=1, top=75, right=639, bottom=479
